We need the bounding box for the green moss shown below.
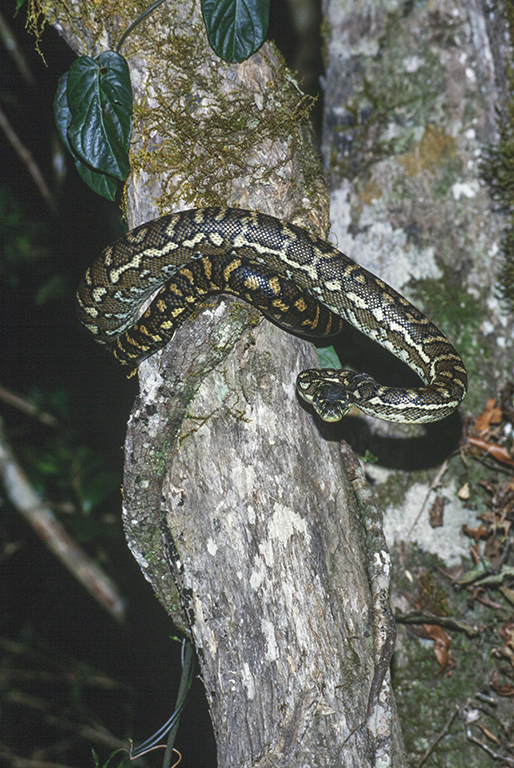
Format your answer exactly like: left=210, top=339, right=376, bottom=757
left=142, top=547, right=163, bottom=567
left=339, top=645, right=365, bottom=694
left=418, top=571, right=450, bottom=616
left=373, top=470, right=424, bottom=511
left=330, top=19, right=446, bottom=180
left=152, top=438, right=172, bottom=475
left=481, top=127, right=514, bottom=310
left=411, top=269, right=481, bottom=349
left=497, top=227, right=514, bottom=304
left=408, top=267, right=488, bottom=412
left=33, top=0, right=320, bottom=214
left=432, top=154, right=463, bottom=199
left=130, top=43, right=317, bottom=210
left=394, top=631, right=491, bottom=767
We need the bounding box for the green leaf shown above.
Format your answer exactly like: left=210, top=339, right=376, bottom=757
left=55, top=71, right=119, bottom=200
left=360, top=450, right=378, bottom=464
left=74, top=160, right=119, bottom=201
left=66, top=52, right=132, bottom=179
left=38, top=456, right=61, bottom=476
left=456, top=559, right=489, bottom=585
left=54, top=53, right=132, bottom=200
left=54, top=71, right=77, bottom=159
left=316, top=345, right=342, bottom=369
left=202, top=0, right=270, bottom=62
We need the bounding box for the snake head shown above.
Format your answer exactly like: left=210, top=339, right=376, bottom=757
left=296, top=369, right=354, bottom=422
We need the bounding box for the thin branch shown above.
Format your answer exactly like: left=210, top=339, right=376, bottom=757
left=0, top=416, right=126, bottom=622
left=395, top=610, right=481, bottom=638
left=3, top=689, right=128, bottom=751
left=416, top=705, right=459, bottom=768
left=0, top=384, right=59, bottom=427
left=0, top=105, right=57, bottom=212
left=466, top=727, right=514, bottom=765
left=0, top=637, right=126, bottom=690
left=0, top=753, right=75, bottom=768
left=0, top=741, right=75, bottom=768
left=0, top=9, right=35, bottom=86
left=407, top=451, right=457, bottom=538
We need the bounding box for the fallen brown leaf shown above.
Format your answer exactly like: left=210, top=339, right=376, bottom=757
left=467, top=436, right=514, bottom=467
left=412, top=623, right=454, bottom=674
left=462, top=523, right=489, bottom=543
left=429, top=496, right=445, bottom=528
left=490, top=671, right=514, bottom=697
left=474, top=398, right=503, bottom=432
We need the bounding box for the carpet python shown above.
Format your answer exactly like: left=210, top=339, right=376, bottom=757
left=76, top=206, right=467, bottom=423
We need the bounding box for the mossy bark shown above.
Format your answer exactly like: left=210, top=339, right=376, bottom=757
left=321, top=0, right=514, bottom=764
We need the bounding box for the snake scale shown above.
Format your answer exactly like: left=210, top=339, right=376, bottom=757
left=77, top=207, right=467, bottom=423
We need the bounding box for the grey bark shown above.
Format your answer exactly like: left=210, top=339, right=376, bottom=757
left=48, top=0, right=405, bottom=765
left=320, top=0, right=514, bottom=762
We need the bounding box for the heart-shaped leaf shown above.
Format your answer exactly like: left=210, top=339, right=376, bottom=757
left=66, top=52, right=132, bottom=179
left=54, top=70, right=119, bottom=200
left=202, top=0, right=270, bottom=62
left=54, top=52, right=132, bottom=199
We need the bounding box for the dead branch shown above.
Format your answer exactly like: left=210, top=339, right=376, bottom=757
left=0, top=416, right=125, bottom=621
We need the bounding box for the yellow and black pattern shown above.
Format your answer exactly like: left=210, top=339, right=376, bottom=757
left=76, top=207, right=467, bottom=423
left=110, top=254, right=344, bottom=364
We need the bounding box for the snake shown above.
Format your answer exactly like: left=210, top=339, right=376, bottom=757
left=76, top=206, right=467, bottom=423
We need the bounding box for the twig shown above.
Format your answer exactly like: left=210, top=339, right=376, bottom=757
left=395, top=610, right=480, bottom=638
left=416, top=705, right=459, bottom=768
left=0, top=384, right=59, bottom=427
left=125, top=744, right=182, bottom=768
left=0, top=9, right=35, bottom=86
left=466, top=727, right=514, bottom=765
left=0, top=105, right=57, bottom=212
left=0, top=741, right=74, bottom=768
left=0, top=754, right=74, bottom=768
left=0, top=638, right=124, bottom=688
left=3, top=689, right=128, bottom=751
left=407, top=452, right=457, bottom=538
left=496, top=534, right=513, bottom=572
left=0, top=416, right=125, bottom=622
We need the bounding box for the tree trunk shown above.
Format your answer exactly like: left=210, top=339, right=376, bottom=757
left=48, top=0, right=405, bottom=765
left=321, top=0, right=514, bottom=763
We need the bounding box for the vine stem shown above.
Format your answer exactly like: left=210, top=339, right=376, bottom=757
left=116, top=0, right=169, bottom=52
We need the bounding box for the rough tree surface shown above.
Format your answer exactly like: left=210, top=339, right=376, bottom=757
left=322, top=0, right=514, bottom=763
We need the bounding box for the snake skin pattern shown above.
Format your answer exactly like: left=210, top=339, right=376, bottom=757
left=76, top=207, right=467, bottom=423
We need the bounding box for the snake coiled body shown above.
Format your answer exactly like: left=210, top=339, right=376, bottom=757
left=77, top=207, right=467, bottom=423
